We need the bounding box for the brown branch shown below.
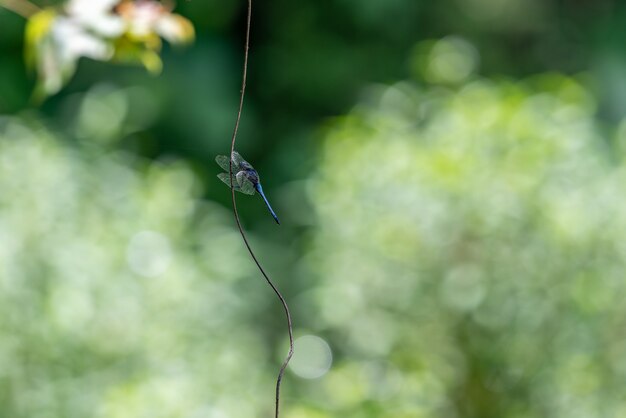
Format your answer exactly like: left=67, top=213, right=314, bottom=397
left=227, top=1, right=294, bottom=417
left=0, top=0, right=40, bottom=18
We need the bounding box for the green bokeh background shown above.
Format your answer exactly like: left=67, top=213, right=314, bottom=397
left=2, top=1, right=626, bottom=417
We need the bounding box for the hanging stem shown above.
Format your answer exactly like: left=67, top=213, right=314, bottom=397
left=0, top=0, right=40, bottom=18
left=227, top=1, right=294, bottom=417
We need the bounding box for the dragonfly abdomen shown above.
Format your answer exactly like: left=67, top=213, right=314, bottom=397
left=255, top=183, right=280, bottom=225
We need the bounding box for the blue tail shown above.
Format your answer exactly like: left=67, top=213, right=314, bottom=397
left=255, top=183, right=280, bottom=225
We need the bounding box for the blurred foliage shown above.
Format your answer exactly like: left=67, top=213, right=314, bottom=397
left=2, top=72, right=626, bottom=417
left=2, top=0, right=626, bottom=417
left=0, top=115, right=285, bottom=417
left=306, top=74, right=626, bottom=417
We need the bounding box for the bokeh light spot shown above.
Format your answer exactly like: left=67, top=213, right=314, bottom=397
left=290, top=335, right=333, bottom=379
left=75, top=84, right=128, bottom=144
left=440, top=265, right=486, bottom=312
left=426, top=37, right=478, bottom=84
left=126, top=230, right=172, bottom=278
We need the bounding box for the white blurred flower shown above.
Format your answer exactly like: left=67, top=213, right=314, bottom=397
left=26, top=0, right=194, bottom=98
left=67, top=0, right=119, bottom=15
left=119, top=0, right=164, bottom=37
left=36, top=16, right=113, bottom=94
left=117, top=0, right=194, bottom=44
left=155, top=14, right=194, bottom=43
left=51, top=17, right=112, bottom=63
left=65, top=0, right=125, bottom=37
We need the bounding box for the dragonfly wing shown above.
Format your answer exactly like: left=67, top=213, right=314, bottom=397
left=236, top=171, right=256, bottom=195
left=231, top=151, right=245, bottom=165
left=232, top=151, right=256, bottom=171
left=215, top=155, right=232, bottom=172
left=240, top=180, right=256, bottom=195
left=217, top=173, right=244, bottom=192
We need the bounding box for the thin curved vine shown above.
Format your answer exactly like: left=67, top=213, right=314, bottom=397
left=227, top=1, right=294, bottom=417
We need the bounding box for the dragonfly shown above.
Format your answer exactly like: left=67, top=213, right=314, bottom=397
left=216, top=151, right=280, bottom=224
